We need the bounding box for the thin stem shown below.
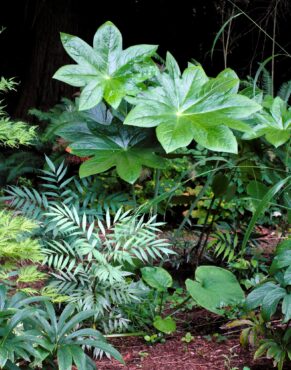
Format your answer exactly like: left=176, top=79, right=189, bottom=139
left=193, top=195, right=216, bottom=264
left=224, top=6, right=235, bottom=68
left=226, top=0, right=291, bottom=58
left=158, top=291, right=164, bottom=316
left=153, top=169, right=161, bottom=215
left=285, top=140, right=290, bottom=174
left=176, top=176, right=212, bottom=235
left=105, top=332, right=147, bottom=338
left=197, top=197, right=223, bottom=266
left=169, top=296, right=192, bottom=317
left=131, top=184, right=137, bottom=209
left=271, top=1, right=278, bottom=96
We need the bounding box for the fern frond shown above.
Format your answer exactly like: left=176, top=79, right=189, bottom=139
left=261, top=67, right=273, bottom=96
left=17, top=266, right=47, bottom=284
left=278, top=80, right=291, bottom=103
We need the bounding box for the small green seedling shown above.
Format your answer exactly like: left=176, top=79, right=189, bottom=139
left=181, top=332, right=194, bottom=343
left=144, top=333, right=165, bottom=344
left=139, top=351, right=149, bottom=359
left=204, top=333, right=227, bottom=343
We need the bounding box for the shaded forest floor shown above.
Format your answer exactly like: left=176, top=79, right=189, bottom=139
left=96, top=228, right=289, bottom=370
left=96, top=308, right=282, bottom=370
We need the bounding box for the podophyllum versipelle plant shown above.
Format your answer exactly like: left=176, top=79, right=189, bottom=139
left=1, top=20, right=290, bottom=370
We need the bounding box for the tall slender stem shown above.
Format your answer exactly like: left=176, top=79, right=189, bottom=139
left=131, top=184, right=137, bottom=209
left=271, top=0, right=278, bottom=96
left=176, top=176, right=212, bottom=235
left=196, top=197, right=223, bottom=266
left=193, top=195, right=216, bottom=259
left=153, top=169, right=161, bottom=215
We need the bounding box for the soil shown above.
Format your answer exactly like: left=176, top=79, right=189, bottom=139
left=96, top=307, right=291, bottom=370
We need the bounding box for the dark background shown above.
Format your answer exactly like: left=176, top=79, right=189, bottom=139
left=1, top=0, right=290, bottom=119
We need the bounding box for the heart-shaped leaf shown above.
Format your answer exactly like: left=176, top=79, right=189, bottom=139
left=186, top=266, right=244, bottom=314
left=141, top=266, right=172, bottom=292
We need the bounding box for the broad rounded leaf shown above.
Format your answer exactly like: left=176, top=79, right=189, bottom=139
left=141, top=266, right=172, bottom=292
left=186, top=266, right=244, bottom=314
left=153, top=316, right=176, bottom=334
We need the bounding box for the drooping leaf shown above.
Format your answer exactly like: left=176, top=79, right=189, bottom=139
left=186, top=266, right=244, bottom=314
left=57, top=103, right=167, bottom=184
left=141, top=267, right=172, bottom=292
left=125, top=60, right=261, bottom=153
left=54, top=21, right=158, bottom=110
left=211, top=173, right=229, bottom=197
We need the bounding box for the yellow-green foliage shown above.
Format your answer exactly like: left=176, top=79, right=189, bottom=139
left=0, top=210, right=43, bottom=262
left=0, top=77, right=37, bottom=147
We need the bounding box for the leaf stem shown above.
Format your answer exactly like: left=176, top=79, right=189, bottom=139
left=153, top=169, right=161, bottom=215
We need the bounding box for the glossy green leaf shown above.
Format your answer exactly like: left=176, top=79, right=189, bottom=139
left=243, top=96, right=291, bottom=147
left=54, top=21, right=158, bottom=110
left=153, top=316, right=176, bottom=334
left=125, top=60, right=261, bottom=153
left=0, top=348, right=8, bottom=368
left=141, top=266, right=172, bottom=292
left=275, top=239, right=291, bottom=256
left=58, top=104, right=167, bottom=184
left=246, top=282, right=278, bottom=310
left=282, top=294, right=291, bottom=322
left=57, top=346, right=72, bottom=370
left=70, top=345, right=87, bottom=369
left=270, top=250, right=291, bottom=275
left=261, top=286, right=286, bottom=321
left=186, top=266, right=244, bottom=314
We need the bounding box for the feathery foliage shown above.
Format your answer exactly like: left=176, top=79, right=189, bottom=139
left=3, top=157, right=174, bottom=333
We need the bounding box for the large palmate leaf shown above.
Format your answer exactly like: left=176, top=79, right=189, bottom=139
left=53, top=21, right=158, bottom=110
left=124, top=53, right=261, bottom=153
left=185, top=266, right=244, bottom=314
left=243, top=97, right=291, bottom=147
left=57, top=103, right=167, bottom=184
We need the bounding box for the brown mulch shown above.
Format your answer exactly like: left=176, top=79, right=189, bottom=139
left=96, top=335, right=278, bottom=370
left=95, top=307, right=291, bottom=370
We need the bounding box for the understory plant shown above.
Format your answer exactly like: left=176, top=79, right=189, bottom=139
left=0, top=210, right=45, bottom=293
left=3, top=157, right=174, bottom=335
left=0, top=285, right=122, bottom=369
